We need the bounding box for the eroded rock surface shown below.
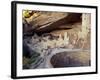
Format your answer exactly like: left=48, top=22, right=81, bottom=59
left=23, top=12, right=82, bottom=35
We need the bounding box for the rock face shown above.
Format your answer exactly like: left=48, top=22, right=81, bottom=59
left=32, top=13, right=82, bottom=34
left=23, top=12, right=82, bottom=35
left=50, top=51, right=90, bottom=68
